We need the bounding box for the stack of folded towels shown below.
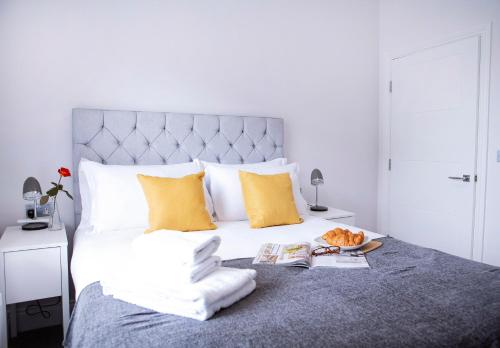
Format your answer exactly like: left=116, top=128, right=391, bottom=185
left=100, top=231, right=257, bottom=321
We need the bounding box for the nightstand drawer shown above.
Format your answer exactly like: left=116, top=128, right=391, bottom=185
left=4, top=247, right=61, bottom=304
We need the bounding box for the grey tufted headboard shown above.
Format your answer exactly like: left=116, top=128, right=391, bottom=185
left=72, top=108, right=284, bottom=224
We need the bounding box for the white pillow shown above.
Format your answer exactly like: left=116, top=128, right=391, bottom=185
left=194, top=158, right=287, bottom=194
left=206, top=162, right=307, bottom=221
left=194, top=157, right=287, bottom=170
left=78, top=160, right=93, bottom=228
left=78, top=159, right=214, bottom=233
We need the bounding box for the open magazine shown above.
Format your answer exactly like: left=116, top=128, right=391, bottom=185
left=253, top=242, right=369, bottom=269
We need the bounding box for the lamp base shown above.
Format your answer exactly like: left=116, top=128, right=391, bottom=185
left=310, top=205, right=328, bottom=212
left=21, top=222, right=48, bottom=231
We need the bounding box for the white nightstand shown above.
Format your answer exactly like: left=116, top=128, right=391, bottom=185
left=0, top=225, right=70, bottom=347
left=308, top=207, right=356, bottom=225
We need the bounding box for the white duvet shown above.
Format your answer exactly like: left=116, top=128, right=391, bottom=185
left=71, top=215, right=384, bottom=298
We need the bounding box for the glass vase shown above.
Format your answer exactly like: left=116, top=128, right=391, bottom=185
left=49, top=198, right=63, bottom=231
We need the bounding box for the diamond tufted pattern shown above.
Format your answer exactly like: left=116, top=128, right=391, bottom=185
left=72, top=108, right=284, bottom=223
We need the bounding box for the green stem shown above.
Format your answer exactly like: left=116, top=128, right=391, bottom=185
left=52, top=175, right=62, bottom=218
left=55, top=175, right=62, bottom=199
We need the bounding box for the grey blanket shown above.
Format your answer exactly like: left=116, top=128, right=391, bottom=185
left=65, top=238, right=500, bottom=347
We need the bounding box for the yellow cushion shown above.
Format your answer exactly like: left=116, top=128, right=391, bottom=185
left=239, top=171, right=303, bottom=228
left=137, top=172, right=216, bottom=233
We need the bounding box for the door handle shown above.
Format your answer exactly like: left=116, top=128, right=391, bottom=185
left=448, top=175, right=470, bottom=182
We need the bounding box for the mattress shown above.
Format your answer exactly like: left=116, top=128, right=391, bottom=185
left=71, top=215, right=384, bottom=297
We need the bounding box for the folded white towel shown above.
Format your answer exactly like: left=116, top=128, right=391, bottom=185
left=101, top=267, right=257, bottom=320
left=136, top=255, right=222, bottom=284
left=132, top=230, right=221, bottom=266
left=105, top=278, right=256, bottom=321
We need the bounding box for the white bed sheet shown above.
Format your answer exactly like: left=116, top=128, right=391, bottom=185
left=71, top=215, right=384, bottom=298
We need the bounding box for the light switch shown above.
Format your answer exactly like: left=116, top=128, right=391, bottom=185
left=497, top=150, right=500, bottom=163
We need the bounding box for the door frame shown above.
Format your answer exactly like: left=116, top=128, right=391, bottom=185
left=377, top=24, right=492, bottom=262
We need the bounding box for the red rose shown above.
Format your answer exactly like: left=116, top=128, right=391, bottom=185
left=58, top=167, right=71, bottom=177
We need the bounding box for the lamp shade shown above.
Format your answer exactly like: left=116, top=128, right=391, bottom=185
left=310, top=169, right=324, bottom=186
left=22, top=177, right=42, bottom=200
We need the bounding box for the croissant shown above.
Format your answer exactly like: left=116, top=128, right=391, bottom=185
left=322, top=228, right=365, bottom=247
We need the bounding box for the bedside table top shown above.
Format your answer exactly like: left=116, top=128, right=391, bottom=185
left=0, top=225, right=67, bottom=252
left=308, top=207, right=355, bottom=220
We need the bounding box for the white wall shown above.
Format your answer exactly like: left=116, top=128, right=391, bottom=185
left=0, top=1, right=380, bottom=238
left=379, top=0, right=500, bottom=266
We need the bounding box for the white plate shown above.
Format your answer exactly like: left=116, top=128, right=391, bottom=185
left=313, top=235, right=371, bottom=251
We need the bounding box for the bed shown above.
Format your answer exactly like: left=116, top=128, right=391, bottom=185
left=66, top=108, right=500, bottom=347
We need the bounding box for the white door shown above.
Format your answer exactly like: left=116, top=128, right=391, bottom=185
left=389, top=37, right=480, bottom=259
